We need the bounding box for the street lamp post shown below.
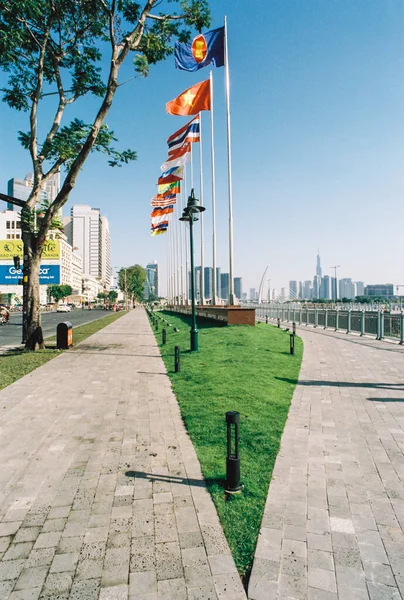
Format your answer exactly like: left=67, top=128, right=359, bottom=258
left=180, top=189, right=205, bottom=351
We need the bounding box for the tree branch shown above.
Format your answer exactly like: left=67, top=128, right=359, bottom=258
left=146, top=13, right=186, bottom=21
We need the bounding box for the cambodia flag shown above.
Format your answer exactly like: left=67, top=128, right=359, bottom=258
left=175, top=27, right=225, bottom=72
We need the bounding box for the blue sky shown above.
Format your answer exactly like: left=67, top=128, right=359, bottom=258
left=1, top=0, right=403, bottom=296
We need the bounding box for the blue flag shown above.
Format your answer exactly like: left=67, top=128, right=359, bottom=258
left=175, top=27, right=225, bottom=72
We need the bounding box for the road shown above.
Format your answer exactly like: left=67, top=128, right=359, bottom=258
left=0, top=308, right=114, bottom=347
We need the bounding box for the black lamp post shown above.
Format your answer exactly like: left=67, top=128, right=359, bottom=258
left=180, top=189, right=205, bottom=351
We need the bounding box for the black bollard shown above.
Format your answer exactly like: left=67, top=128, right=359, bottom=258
left=174, top=345, right=181, bottom=373
left=266, top=315, right=268, bottom=324
left=225, top=411, right=242, bottom=493
left=290, top=333, right=295, bottom=355
left=162, top=329, right=166, bottom=345
left=155, top=320, right=159, bottom=331
left=277, top=317, right=280, bottom=328
left=292, top=322, right=296, bottom=335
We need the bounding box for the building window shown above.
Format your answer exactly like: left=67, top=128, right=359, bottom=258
left=16, top=222, right=21, bottom=229
left=16, top=234, right=20, bottom=239
left=6, top=221, right=11, bottom=229
left=6, top=234, right=10, bottom=239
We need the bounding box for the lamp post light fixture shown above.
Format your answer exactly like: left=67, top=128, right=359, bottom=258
left=179, top=189, right=205, bottom=351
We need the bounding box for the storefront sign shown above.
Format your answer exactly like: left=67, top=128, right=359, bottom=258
left=0, top=264, right=60, bottom=285
left=0, top=240, right=60, bottom=259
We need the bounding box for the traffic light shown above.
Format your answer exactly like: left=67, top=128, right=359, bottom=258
left=13, top=255, right=21, bottom=269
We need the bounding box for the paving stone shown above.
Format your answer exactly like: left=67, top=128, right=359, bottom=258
left=248, top=326, right=404, bottom=599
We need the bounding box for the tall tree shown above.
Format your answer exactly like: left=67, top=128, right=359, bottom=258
left=118, top=265, right=146, bottom=304
left=0, top=0, right=211, bottom=349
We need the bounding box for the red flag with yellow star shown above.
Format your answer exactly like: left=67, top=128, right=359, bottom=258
left=166, top=79, right=210, bottom=116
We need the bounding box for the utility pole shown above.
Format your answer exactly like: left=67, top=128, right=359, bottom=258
left=330, top=265, right=340, bottom=301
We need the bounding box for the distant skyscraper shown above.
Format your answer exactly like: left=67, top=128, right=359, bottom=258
left=66, top=204, right=111, bottom=288
left=221, top=273, right=230, bottom=301
left=204, top=267, right=213, bottom=300
left=234, top=277, right=242, bottom=300
left=364, top=284, right=394, bottom=298
left=289, top=280, right=298, bottom=300
left=7, top=172, right=60, bottom=211
left=303, top=280, right=312, bottom=300
left=146, top=262, right=159, bottom=298
left=249, top=288, right=256, bottom=301
left=339, top=278, right=355, bottom=299
left=355, top=281, right=365, bottom=296
left=320, top=276, right=331, bottom=299
left=316, top=250, right=322, bottom=278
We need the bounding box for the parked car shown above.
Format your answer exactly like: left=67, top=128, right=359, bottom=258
left=57, top=303, right=71, bottom=313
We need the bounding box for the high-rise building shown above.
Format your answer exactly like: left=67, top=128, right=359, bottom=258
left=289, top=280, right=298, bottom=300
left=302, top=281, right=312, bottom=300
left=145, top=262, right=159, bottom=298
left=320, top=276, right=331, bottom=299
left=316, top=250, right=322, bottom=278
left=249, top=288, right=256, bottom=301
left=65, top=204, right=111, bottom=289
left=339, top=278, right=355, bottom=299
left=204, top=267, right=213, bottom=300
left=7, top=172, right=60, bottom=210
left=331, top=277, right=337, bottom=300
left=221, top=273, right=230, bottom=301
left=234, top=277, right=242, bottom=300
left=355, top=281, right=365, bottom=296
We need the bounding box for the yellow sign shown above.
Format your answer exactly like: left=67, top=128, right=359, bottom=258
left=0, top=240, right=60, bottom=260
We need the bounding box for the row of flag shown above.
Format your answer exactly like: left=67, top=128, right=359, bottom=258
left=150, top=25, right=225, bottom=236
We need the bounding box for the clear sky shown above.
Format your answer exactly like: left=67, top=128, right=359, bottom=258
left=1, top=0, right=403, bottom=297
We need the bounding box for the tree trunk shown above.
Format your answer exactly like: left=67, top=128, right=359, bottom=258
left=23, top=235, right=44, bottom=351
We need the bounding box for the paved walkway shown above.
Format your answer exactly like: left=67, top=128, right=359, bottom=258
left=249, top=325, right=404, bottom=600
left=0, top=308, right=246, bottom=600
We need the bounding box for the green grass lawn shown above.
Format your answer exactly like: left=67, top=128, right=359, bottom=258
left=0, top=311, right=126, bottom=392
left=152, top=310, right=303, bottom=583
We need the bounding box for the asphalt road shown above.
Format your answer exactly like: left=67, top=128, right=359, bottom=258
left=0, top=308, right=114, bottom=347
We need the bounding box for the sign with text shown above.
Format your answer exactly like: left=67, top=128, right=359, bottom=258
left=0, top=240, right=60, bottom=260
left=0, top=265, right=60, bottom=285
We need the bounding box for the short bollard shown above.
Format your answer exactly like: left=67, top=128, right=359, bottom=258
left=265, top=315, right=268, bottom=324
left=155, top=320, right=159, bottom=331
left=292, top=322, right=296, bottom=335
left=162, top=329, right=167, bottom=345
left=290, top=333, right=295, bottom=355
left=277, top=317, right=280, bottom=328
left=174, top=345, right=181, bottom=373
left=225, top=411, right=242, bottom=493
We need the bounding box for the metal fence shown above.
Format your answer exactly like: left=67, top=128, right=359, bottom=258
left=252, top=304, right=404, bottom=344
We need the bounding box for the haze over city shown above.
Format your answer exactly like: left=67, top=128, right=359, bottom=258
left=1, top=0, right=403, bottom=295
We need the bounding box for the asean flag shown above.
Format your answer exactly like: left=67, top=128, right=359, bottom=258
left=175, top=27, right=225, bottom=72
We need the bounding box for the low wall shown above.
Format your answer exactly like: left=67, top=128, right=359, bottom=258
left=165, top=305, right=255, bottom=326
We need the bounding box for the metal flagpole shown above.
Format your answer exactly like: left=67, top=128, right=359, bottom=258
left=178, top=185, right=184, bottom=305
left=199, top=112, right=205, bottom=305
left=224, top=16, right=235, bottom=305
left=166, top=230, right=170, bottom=303
left=174, top=211, right=180, bottom=306
left=184, top=167, right=189, bottom=305
left=209, top=70, right=217, bottom=305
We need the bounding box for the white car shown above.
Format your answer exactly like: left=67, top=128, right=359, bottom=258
left=57, top=303, right=71, bottom=313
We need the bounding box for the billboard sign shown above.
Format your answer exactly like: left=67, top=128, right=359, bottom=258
left=0, top=265, right=60, bottom=285
left=0, top=239, right=60, bottom=260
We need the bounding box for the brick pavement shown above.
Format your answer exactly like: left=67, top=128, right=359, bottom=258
left=248, top=325, right=404, bottom=600
left=0, top=308, right=246, bottom=600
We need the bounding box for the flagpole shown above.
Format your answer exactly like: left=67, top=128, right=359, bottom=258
left=199, top=112, right=205, bottom=305
left=167, top=220, right=172, bottom=303
left=179, top=189, right=184, bottom=305
left=190, top=144, right=194, bottom=189
left=224, top=16, right=235, bottom=305
left=209, top=70, right=217, bottom=306
left=184, top=167, right=189, bottom=305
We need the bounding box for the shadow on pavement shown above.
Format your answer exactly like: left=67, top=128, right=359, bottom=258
left=276, top=377, right=404, bottom=391
left=367, top=397, right=404, bottom=402
left=125, top=470, right=207, bottom=488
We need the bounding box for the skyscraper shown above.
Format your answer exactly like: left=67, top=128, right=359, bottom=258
left=146, top=262, right=159, bottom=298
left=316, top=250, right=322, bottom=278
left=234, top=277, right=242, bottom=301
left=289, top=280, right=298, bottom=300
left=221, top=273, right=230, bottom=301
left=7, top=172, right=60, bottom=210
left=204, top=267, right=213, bottom=300
left=65, top=205, right=111, bottom=289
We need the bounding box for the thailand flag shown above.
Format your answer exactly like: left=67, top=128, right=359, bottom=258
left=167, top=116, right=200, bottom=154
